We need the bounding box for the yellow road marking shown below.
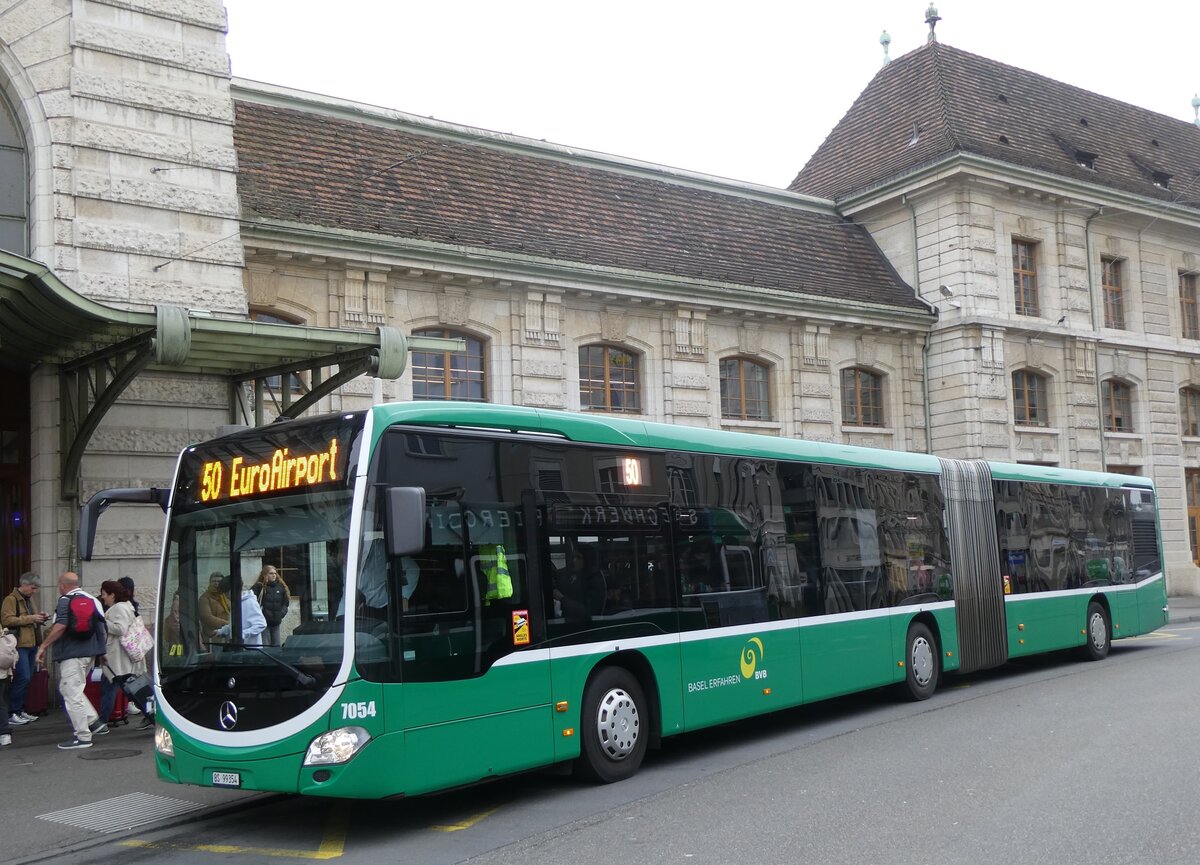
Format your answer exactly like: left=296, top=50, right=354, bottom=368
left=1124, top=631, right=1184, bottom=641
left=120, top=801, right=349, bottom=860
left=431, top=807, right=500, bottom=833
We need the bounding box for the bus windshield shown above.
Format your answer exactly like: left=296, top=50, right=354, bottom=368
left=157, top=415, right=363, bottom=733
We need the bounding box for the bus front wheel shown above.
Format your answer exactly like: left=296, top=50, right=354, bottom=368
left=903, top=622, right=939, bottom=701
left=1083, top=601, right=1111, bottom=661
left=576, top=666, right=647, bottom=783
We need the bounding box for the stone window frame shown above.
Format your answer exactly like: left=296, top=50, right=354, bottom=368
left=840, top=366, right=884, bottom=428
left=1012, top=238, right=1040, bottom=317
left=1186, top=468, right=1200, bottom=567
left=1180, top=386, right=1200, bottom=437
left=0, top=91, right=27, bottom=256
left=1180, top=271, right=1199, bottom=341
left=579, top=343, right=641, bottom=414
left=410, top=326, right=488, bottom=403
left=1101, top=256, right=1125, bottom=330
left=719, top=356, right=772, bottom=422
left=1101, top=378, right=1134, bottom=433
left=1012, top=368, right=1050, bottom=427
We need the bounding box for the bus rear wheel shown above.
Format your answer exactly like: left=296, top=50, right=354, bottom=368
left=1083, top=601, right=1111, bottom=661
left=576, top=666, right=647, bottom=784
left=903, top=622, right=939, bottom=701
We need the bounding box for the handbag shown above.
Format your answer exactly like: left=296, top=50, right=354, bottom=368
left=119, top=615, right=155, bottom=662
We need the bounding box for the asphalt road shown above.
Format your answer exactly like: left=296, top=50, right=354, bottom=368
left=33, top=623, right=1200, bottom=865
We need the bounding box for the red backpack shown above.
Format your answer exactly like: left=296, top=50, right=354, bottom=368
left=66, top=593, right=100, bottom=638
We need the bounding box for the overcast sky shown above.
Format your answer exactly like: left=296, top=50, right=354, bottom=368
left=223, top=1, right=1200, bottom=189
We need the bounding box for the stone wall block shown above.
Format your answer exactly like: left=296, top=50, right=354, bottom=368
left=673, top=400, right=711, bottom=417
left=73, top=20, right=227, bottom=76
left=90, top=0, right=228, bottom=31
left=75, top=169, right=238, bottom=217
left=123, top=375, right=226, bottom=404
left=26, top=53, right=72, bottom=90
left=71, top=67, right=234, bottom=121
left=672, top=373, right=708, bottom=389
left=523, top=359, right=563, bottom=379
left=522, top=391, right=565, bottom=408
left=90, top=424, right=205, bottom=451
left=3, top=10, right=69, bottom=64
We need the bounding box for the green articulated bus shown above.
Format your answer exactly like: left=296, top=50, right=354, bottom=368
left=79, top=402, right=1168, bottom=798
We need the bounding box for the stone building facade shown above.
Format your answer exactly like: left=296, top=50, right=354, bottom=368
left=2, top=2, right=1198, bottom=609
left=792, top=41, right=1200, bottom=594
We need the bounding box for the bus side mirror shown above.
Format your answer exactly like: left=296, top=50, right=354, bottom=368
left=78, top=487, right=170, bottom=561
left=385, top=486, right=426, bottom=557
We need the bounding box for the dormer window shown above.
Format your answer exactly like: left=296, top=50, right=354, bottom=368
left=1153, top=171, right=1171, bottom=189
left=1075, top=150, right=1097, bottom=170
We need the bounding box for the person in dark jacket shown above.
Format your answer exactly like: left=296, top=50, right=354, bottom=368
left=34, top=572, right=107, bottom=750
left=251, top=566, right=290, bottom=646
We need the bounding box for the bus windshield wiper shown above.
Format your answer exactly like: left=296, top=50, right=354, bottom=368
left=244, top=645, right=318, bottom=689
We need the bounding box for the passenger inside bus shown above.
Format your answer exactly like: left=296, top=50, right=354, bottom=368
left=554, top=546, right=605, bottom=619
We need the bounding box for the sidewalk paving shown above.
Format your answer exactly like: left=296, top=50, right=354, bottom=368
left=1, top=709, right=269, bottom=865
left=2, top=594, right=1197, bottom=865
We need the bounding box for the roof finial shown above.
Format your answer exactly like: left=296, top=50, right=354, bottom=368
left=1193, top=93, right=1200, bottom=127
left=880, top=30, right=892, bottom=66
left=925, top=3, right=941, bottom=43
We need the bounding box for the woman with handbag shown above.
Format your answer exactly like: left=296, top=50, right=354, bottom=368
left=98, top=581, right=155, bottom=730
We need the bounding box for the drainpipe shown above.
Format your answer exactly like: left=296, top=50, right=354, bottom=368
left=1084, top=207, right=1106, bottom=470
left=905, top=194, right=936, bottom=453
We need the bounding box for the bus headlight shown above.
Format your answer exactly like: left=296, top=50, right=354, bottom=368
left=155, top=725, right=174, bottom=757
left=303, top=727, right=370, bottom=766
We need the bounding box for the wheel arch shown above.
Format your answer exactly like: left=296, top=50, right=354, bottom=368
left=587, top=650, right=662, bottom=749
left=906, top=610, right=944, bottom=674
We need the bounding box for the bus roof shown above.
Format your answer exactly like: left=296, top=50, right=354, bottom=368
left=367, top=402, right=1152, bottom=490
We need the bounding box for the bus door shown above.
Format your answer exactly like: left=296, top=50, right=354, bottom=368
left=676, top=503, right=802, bottom=730
left=376, top=490, right=553, bottom=794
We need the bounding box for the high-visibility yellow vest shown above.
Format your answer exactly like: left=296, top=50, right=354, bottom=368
left=482, top=544, right=513, bottom=602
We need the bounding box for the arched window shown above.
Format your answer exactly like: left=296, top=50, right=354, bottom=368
left=1181, top=387, right=1200, bottom=437
left=1012, top=370, right=1049, bottom=427
left=0, top=94, right=27, bottom=255
left=840, top=367, right=884, bottom=427
left=411, top=328, right=486, bottom=402
left=1102, top=379, right=1133, bottom=432
left=579, top=344, right=640, bottom=413
left=720, top=357, right=770, bottom=421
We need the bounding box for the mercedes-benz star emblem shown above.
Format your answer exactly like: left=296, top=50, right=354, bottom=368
left=219, top=701, right=239, bottom=730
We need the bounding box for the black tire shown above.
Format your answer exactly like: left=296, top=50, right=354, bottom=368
left=902, top=622, right=939, bottom=701
left=1082, top=600, right=1111, bottom=661
left=575, top=666, right=647, bottom=783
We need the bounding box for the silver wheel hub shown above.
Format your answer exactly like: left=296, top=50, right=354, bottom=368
left=595, top=687, right=639, bottom=760
left=1090, top=612, right=1107, bottom=648
left=911, top=636, right=934, bottom=686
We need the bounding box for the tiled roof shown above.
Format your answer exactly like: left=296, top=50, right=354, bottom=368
left=232, top=99, right=927, bottom=313
left=790, top=42, right=1200, bottom=206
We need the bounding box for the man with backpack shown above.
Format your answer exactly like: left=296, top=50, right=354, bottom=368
left=34, top=572, right=107, bottom=750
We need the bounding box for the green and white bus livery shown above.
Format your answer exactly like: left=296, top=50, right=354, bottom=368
left=79, top=402, right=1168, bottom=797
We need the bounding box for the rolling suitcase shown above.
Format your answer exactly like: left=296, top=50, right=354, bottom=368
left=84, top=671, right=129, bottom=725
left=120, top=673, right=154, bottom=717
left=22, top=668, right=50, bottom=715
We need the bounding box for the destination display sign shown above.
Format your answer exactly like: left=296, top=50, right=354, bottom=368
left=199, top=439, right=342, bottom=502
left=175, top=416, right=363, bottom=510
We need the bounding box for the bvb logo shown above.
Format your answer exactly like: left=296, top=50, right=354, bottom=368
left=739, top=637, right=765, bottom=679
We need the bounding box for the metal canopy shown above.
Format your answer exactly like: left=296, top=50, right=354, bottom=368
left=0, top=251, right=425, bottom=501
